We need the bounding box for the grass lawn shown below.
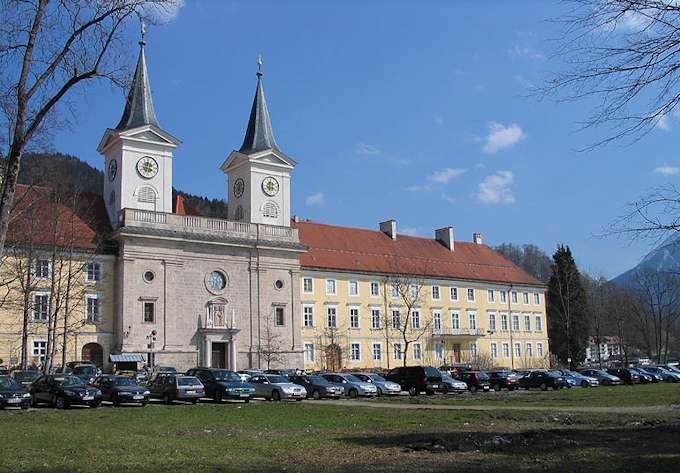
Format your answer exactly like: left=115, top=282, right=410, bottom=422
left=372, top=382, right=680, bottom=408
left=1, top=386, right=679, bottom=473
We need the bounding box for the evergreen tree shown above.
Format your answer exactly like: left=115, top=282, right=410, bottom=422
left=547, top=245, right=591, bottom=369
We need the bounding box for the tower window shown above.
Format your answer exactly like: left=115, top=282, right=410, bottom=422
left=138, top=186, right=157, bottom=203
left=234, top=205, right=244, bottom=221
left=262, top=201, right=279, bottom=218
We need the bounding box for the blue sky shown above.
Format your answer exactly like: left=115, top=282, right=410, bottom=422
left=53, top=0, right=680, bottom=278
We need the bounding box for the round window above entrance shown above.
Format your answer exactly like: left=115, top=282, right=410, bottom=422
left=206, top=270, right=227, bottom=294
left=143, top=271, right=155, bottom=283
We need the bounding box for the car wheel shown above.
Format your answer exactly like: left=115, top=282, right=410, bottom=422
left=113, top=395, right=120, bottom=407
left=470, top=386, right=478, bottom=393
left=215, top=391, right=223, bottom=403
left=20, top=405, right=29, bottom=410
left=90, top=402, right=100, bottom=409
left=408, top=387, right=418, bottom=396
left=30, top=395, right=38, bottom=408
left=552, top=385, right=559, bottom=390
left=540, top=383, right=547, bottom=391
left=425, top=389, right=435, bottom=396
left=494, top=385, right=501, bottom=392
left=163, top=393, right=172, bottom=405
left=312, top=390, right=321, bottom=400
left=191, top=399, right=199, bottom=404
left=377, top=388, right=383, bottom=397
left=349, top=389, right=359, bottom=399
left=272, top=390, right=281, bottom=402
left=581, top=381, right=589, bottom=388
left=141, top=402, right=148, bottom=407
left=244, top=399, right=250, bottom=403
left=55, top=396, right=67, bottom=409
left=508, top=387, right=515, bottom=391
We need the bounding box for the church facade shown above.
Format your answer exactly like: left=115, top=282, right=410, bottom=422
left=0, top=36, right=549, bottom=373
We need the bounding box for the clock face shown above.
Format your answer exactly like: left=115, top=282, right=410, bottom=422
left=233, top=178, right=245, bottom=198
left=136, top=156, right=158, bottom=179
left=108, top=159, right=117, bottom=182
left=262, top=176, right=280, bottom=196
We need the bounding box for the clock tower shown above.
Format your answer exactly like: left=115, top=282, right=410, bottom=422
left=97, top=25, right=180, bottom=226
left=221, top=58, right=296, bottom=227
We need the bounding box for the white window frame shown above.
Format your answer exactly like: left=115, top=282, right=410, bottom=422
left=349, top=306, right=360, bottom=329
left=432, top=310, right=442, bottom=332
left=499, top=290, right=507, bottom=304
left=502, top=342, right=510, bottom=358
left=85, top=293, right=101, bottom=323
left=32, top=340, right=47, bottom=360
left=468, top=311, right=476, bottom=330
left=350, top=343, right=361, bottom=362
left=369, top=281, right=380, bottom=297
left=512, top=313, right=520, bottom=332
left=371, top=308, right=381, bottom=329
left=393, top=343, right=403, bottom=361
left=413, top=342, right=422, bottom=360
left=487, top=289, right=495, bottom=303
left=500, top=312, right=509, bottom=331
left=391, top=309, right=401, bottom=329
left=511, top=291, right=518, bottom=304
left=524, top=313, right=531, bottom=332
left=537, top=342, right=544, bottom=357
left=411, top=309, right=421, bottom=329
left=326, top=306, right=337, bottom=328
left=450, top=287, right=459, bottom=301
left=391, top=282, right=399, bottom=298
left=526, top=342, right=533, bottom=358
left=325, top=279, right=337, bottom=296
left=523, top=292, right=530, bottom=305
left=410, top=285, right=419, bottom=299
left=303, top=304, right=314, bottom=328
left=304, top=343, right=315, bottom=362
left=490, top=342, right=498, bottom=359
left=469, top=342, right=478, bottom=358
left=432, top=285, right=441, bottom=300
left=467, top=288, right=475, bottom=302
left=451, top=310, right=460, bottom=330
left=33, top=258, right=51, bottom=280
left=535, top=314, right=543, bottom=332
left=488, top=312, right=496, bottom=331
left=434, top=342, right=444, bottom=360
left=84, top=261, right=102, bottom=283
left=372, top=343, right=382, bottom=361
left=32, top=291, right=50, bottom=322
left=534, top=292, right=540, bottom=305
left=303, top=277, right=314, bottom=294
left=514, top=342, right=521, bottom=358
left=348, top=280, right=359, bottom=297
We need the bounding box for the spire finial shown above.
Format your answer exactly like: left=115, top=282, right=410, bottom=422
left=257, top=54, right=263, bottom=78
left=139, top=19, right=146, bottom=47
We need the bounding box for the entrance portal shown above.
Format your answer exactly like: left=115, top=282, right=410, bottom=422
left=211, top=342, right=227, bottom=369
left=325, top=344, right=342, bottom=371
left=82, top=343, right=103, bottom=368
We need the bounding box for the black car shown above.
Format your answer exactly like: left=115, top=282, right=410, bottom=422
left=185, top=368, right=255, bottom=402
left=11, top=370, right=41, bottom=388
left=606, top=368, right=640, bottom=385
left=289, top=374, right=344, bottom=399
left=458, top=371, right=492, bottom=392
left=29, top=375, right=102, bottom=408
left=0, top=376, right=31, bottom=409
left=518, top=370, right=567, bottom=390
left=147, top=374, right=204, bottom=404
left=70, top=364, right=100, bottom=384
left=487, top=370, right=520, bottom=391
left=92, top=375, right=150, bottom=406
left=385, top=365, right=443, bottom=396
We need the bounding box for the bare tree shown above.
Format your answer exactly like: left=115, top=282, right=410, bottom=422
left=256, top=312, right=286, bottom=370
left=388, top=275, right=433, bottom=367
left=544, top=0, right=680, bottom=148
left=314, top=326, right=349, bottom=372
left=0, top=0, right=178, bottom=260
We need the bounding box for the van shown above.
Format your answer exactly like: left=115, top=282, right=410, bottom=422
left=385, top=365, right=443, bottom=396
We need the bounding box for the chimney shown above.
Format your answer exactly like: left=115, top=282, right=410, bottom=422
left=473, top=232, right=483, bottom=245
left=435, top=227, right=455, bottom=251
left=379, top=219, right=397, bottom=240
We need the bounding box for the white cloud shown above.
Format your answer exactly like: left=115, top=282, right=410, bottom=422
left=400, top=227, right=420, bottom=236
left=508, top=44, right=545, bottom=61
left=477, top=171, right=516, bottom=204
left=482, top=122, right=526, bottom=154
left=513, top=74, right=535, bottom=90
left=656, top=114, right=671, bottom=131
left=141, top=0, right=185, bottom=23
left=654, top=166, right=680, bottom=176
left=305, top=192, right=325, bottom=206
left=441, top=193, right=457, bottom=205
left=356, top=142, right=381, bottom=156
left=428, top=167, right=466, bottom=184
left=356, top=142, right=408, bottom=165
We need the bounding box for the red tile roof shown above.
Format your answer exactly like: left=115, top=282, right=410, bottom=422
left=7, top=184, right=111, bottom=251
left=294, top=220, right=542, bottom=287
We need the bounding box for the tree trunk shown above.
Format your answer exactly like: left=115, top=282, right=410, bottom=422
left=0, top=142, right=24, bottom=260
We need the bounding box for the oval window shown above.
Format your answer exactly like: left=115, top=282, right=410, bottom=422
left=207, top=271, right=227, bottom=292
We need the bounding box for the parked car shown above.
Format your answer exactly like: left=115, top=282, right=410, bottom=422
left=92, top=375, right=150, bottom=406
left=11, top=370, right=41, bottom=388
left=487, top=370, right=520, bottom=391
left=265, top=369, right=300, bottom=377
left=321, top=373, right=378, bottom=398
left=29, top=375, right=102, bottom=409
left=147, top=375, right=204, bottom=404
left=70, top=364, right=100, bottom=384
left=351, top=372, right=402, bottom=396
left=641, top=366, right=680, bottom=382
left=635, top=367, right=664, bottom=383
left=249, top=374, right=307, bottom=401
left=237, top=369, right=263, bottom=383
left=560, top=370, right=600, bottom=387
left=65, top=360, right=95, bottom=369
left=185, top=368, right=255, bottom=402
left=518, top=370, right=567, bottom=390
left=289, top=374, right=344, bottom=399
left=606, top=368, right=640, bottom=385
left=458, top=371, right=492, bottom=392
left=578, top=369, right=623, bottom=386
left=629, top=368, right=654, bottom=384
left=0, top=366, right=9, bottom=376
left=147, top=366, right=177, bottom=384
left=385, top=366, right=443, bottom=396
left=0, top=376, right=31, bottom=409
left=440, top=373, right=468, bottom=393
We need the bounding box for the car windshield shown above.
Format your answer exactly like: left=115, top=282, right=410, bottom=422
left=477, top=372, right=490, bottom=381
left=55, top=376, right=84, bottom=386
left=307, top=375, right=329, bottom=385
left=73, top=366, right=96, bottom=375
left=213, top=370, right=242, bottom=382
left=266, top=375, right=289, bottom=384
left=0, top=377, right=19, bottom=389
left=343, top=374, right=362, bottom=383
left=424, top=367, right=441, bottom=377
left=177, top=377, right=201, bottom=387
left=13, top=371, right=39, bottom=382
left=110, top=377, right=136, bottom=386
left=368, top=374, right=386, bottom=382
left=547, top=371, right=562, bottom=378
left=441, top=373, right=453, bottom=381
left=159, top=367, right=176, bottom=373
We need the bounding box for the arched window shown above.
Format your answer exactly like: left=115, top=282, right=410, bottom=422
left=138, top=186, right=156, bottom=203
left=262, top=201, right=279, bottom=218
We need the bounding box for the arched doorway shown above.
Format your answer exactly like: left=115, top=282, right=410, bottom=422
left=82, top=343, right=103, bottom=368
left=325, top=344, right=342, bottom=371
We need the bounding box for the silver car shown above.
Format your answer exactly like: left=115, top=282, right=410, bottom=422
left=248, top=374, right=306, bottom=401
left=352, top=372, right=402, bottom=396
left=321, top=373, right=378, bottom=398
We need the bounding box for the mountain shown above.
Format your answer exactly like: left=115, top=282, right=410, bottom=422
left=612, top=233, right=680, bottom=286
left=1, top=152, right=228, bottom=219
